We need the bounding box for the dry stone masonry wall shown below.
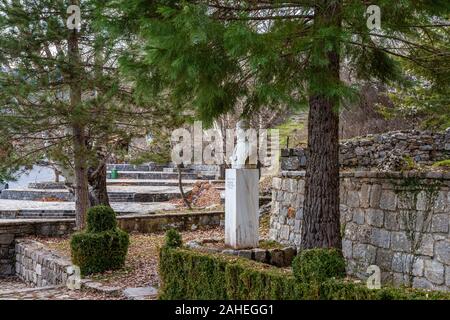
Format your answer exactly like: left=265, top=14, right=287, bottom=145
left=15, top=239, right=71, bottom=287
left=281, top=129, right=450, bottom=170
left=0, top=219, right=74, bottom=276
left=270, top=170, right=450, bottom=291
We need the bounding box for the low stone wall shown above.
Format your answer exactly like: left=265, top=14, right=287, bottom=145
left=270, top=170, right=450, bottom=291
left=0, top=219, right=74, bottom=275
left=15, top=239, right=71, bottom=287
left=116, top=211, right=224, bottom=233
left=281, top=129, right=450, bottom=170
left=0, top=211, right=224, bottom=276
left=186, top=239, right=297, bottom=267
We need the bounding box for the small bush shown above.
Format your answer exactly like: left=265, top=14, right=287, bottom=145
left=292, top=248, right=346, bottom=284
left=70, top=205, right=129, bottom=275
left=86, top=205, right=117, bottom=233
left=164, top=229, right=182, bottom=248
left=71, top=229, right=129, bottom=275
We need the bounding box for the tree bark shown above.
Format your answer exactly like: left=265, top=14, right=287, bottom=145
left=88, top=159, right=110, bottom=207
left=68, top=1, right=89, bottom=230
left=177, top=164, right=192, bottom=210
left=72, top=124, right=89, bottom=230
left=301, top=1, right=342, bottom=250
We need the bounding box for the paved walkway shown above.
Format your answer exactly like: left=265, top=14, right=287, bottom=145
left=0, top=277, right=157, bottom=300
left=0, top=277, right=122, bottom=300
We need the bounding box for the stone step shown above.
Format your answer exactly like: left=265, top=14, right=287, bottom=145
left=106, top=171, right=201, bottom=180
left=0, top=186, right=192, bottom=203
left=106, top=164, right=167, bottom=172
left=27, top=179, right=224, bottom=189
left=0, top=200, right=176, bottom=219
left=123, top=287, right=158, bottom=300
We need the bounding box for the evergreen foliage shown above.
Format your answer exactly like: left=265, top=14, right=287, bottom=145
left=159, top=247, right=450, bottom=300
left=70, top=205, right=129, bottom=275
left=292, top=248, right=346, bottom=284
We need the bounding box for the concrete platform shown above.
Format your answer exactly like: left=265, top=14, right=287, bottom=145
left=0, top=199, right=176, bottom=219
left=28, top=179, right=224, bottom=189
left=106, top=171, right=200, bottom=180
left=0, top=186, right=193, bottom=203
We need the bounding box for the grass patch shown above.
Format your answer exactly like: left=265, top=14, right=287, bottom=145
left=258, top=239, right=284, bottom=250
left=432, top=159, right=450, bottom=168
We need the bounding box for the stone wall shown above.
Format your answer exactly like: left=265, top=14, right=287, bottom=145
left=116, top=211, right=224, bottom=233
left=15, top=239, right=71, bottom=287
left=0, top=219, right=74, bottom=276
left=0, top=211, right=224, bottom=276
left=281, top=129, right=450, bottom=170
left=270, top=171, right=450, bottom=291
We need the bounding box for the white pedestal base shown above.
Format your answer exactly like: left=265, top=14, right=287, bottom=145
left=225, top=169, right=259, bottom=249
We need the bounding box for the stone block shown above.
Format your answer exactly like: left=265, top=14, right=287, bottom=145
left=424, top=260, right=445, bottom=285
left=380, top=190, right=397, bottom=211
left=352, top=244, right=377, bottom=265
left=384, top=213, right=400, bottom=231
left=342, top=239, right=353, bottom=259
left=416, top=234, right=434, bottom=257
left=369, top=184, right=382, bottom=208
left=222, top=249, right=238, bottom=256
left=268, top=249, right=285, bottom=267
left=352, top=209, right=365, bottom=225
left=347, top=191, right=360, bottom=208
left=431, top=214, right=449, bottom=233
left=282, top=247, right=296, bottom=266
left=356, top=225, right=373, bottom=243
left=391, top=232, right=411, bottom=252
left=359, top=184, right=371, bottom=208
left=376, top=249, right=393, bottom=270
left=253, top=249, right=268, bottom=263
left=237, top=250, right=253, bottom=259
left=272, top=177, right=282, bottom=190
left=413, top=277, right=435, bottom=290
left=435, top=240, right=450, bottom=265
left=366, top=209, right=384, bottom=227
left=370, top=228, right=390, bottom=249
left=434, top=192, right=447, bottom=213
left=391, top=252, right=409, bottom=273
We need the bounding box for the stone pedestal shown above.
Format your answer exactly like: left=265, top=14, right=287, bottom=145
left=225, top=169, right=259, bottom=249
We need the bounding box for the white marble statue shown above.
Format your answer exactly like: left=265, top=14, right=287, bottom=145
left=230, top=120, right=256, bottom=169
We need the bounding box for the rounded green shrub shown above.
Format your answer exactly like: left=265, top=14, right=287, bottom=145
left=292, top=248, right=346, bottom=284
left=70, top=205, right=129, bottom=275
left=86, top=205, right=117, bottom=233
left=164, top=229, right=182, bottom=248
left=71, top=229, right=129, bottom=275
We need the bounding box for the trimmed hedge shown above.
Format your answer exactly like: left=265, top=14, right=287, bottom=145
left=71, top=206, right=130, bottom=275
left=86, top=205, right=117, bottom=233
left=292, top=248, right=346, bottom=284
left=159, top=247, right=450, bottom=300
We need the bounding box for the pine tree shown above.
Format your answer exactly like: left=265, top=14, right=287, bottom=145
left=0, top=0, right=164, bottom=228
left=106, top=0, right=449, bottom=249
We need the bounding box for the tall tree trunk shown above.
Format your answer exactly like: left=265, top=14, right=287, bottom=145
left=177, top=164, right=192, bottom=210
left=301, top=1, right=342, bottom=249
left=88, top=159, right=110, bottom=207
left=68, top=1, right=89, bottom=230
left=72, top=124, right=89, bottom=230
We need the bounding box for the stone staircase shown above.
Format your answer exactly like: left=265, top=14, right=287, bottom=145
left=0, top=163, right=224, bottom=219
